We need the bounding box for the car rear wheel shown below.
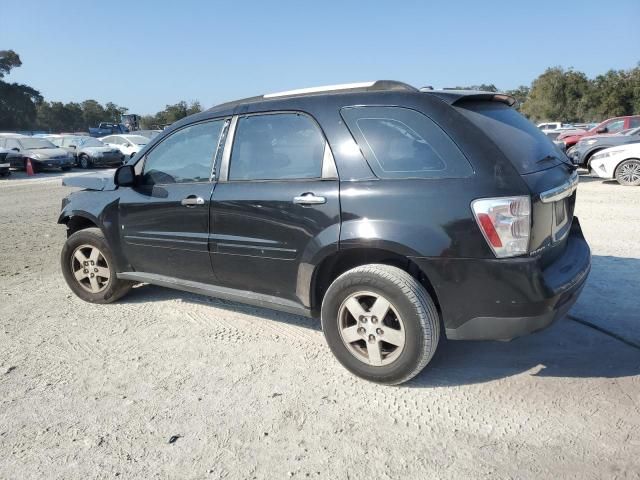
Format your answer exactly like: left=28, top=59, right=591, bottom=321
left=321, top=264, right=440, bottom=385
left=61, top=227, right=133, bottom=304
left=615, top=159, right=640, bottom=186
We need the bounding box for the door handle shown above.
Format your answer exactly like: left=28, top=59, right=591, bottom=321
left=293, top=192, right=326, bottom=205
left=181, top=195, right=205, bottom=207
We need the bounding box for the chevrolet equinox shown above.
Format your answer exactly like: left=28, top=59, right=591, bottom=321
left=59, top=81, right=591, bottom=384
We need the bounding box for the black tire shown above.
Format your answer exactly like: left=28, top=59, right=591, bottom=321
left=79, top=155, right=91, bottom=169
left=321, top=264, right=440, bottom=385
left=615, top=158, right=640, bottom=186
left=61, top=227, right=133, bottom=304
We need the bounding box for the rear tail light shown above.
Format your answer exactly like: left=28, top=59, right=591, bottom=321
left=471, top=196, right=531, bottom=258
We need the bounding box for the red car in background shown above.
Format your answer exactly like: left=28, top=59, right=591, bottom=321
left=558, top=115, right=640, bottom=149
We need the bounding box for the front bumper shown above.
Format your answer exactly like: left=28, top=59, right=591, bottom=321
left=34, top=157, right=75, bottom=168
left=91, top=155, right=124, bottom=166
left=411, top=217, right=591, bottom=341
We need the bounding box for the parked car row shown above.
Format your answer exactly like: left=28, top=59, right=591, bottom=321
left=0, top=131, right=156, bottom=173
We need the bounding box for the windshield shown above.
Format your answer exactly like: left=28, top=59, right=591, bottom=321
left=77, top=137, right=104, bottom=147
left=20, top=138, right=57, bottom=150
left=126, top=136, right=148, bottom=145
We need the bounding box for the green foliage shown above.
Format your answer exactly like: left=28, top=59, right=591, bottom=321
left=0, top=50, right=22, bottom=78
left=139, top=101, right=202, bottom=129
left=520, top=65, right=640, bottom=122
left=0, top=50, right=43, bottom=130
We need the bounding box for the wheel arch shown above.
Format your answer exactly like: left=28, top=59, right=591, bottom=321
left=58, top=212, right=100, bottom=237
left=309, top=247, right=442, bottom=319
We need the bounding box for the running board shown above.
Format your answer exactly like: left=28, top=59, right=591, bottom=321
left=117, top=272, right=312, bottom=318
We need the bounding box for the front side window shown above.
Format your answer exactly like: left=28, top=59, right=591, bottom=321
left=229, top=113, right=325, bottom=181
left=5, top=139, right=20, bottom=150
left=142, top=120, right=224, bottom=185
left=341, top=106, right=473, bottom=179
left=604, top=119, right=625, bottom=133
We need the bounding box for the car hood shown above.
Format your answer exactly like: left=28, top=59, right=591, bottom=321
left=25, top=147, right=70, bottom=158
left=62, top=170, right=117, bottom=191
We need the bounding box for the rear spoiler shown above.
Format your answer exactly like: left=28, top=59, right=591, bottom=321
left=420, top=89, right=516, bottom=107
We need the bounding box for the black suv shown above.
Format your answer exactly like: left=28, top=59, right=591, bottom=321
left=59, top=81, right=591, bottom=385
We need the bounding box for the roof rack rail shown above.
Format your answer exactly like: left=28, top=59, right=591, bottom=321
left=263, top=80, right=417, bottom=99
left=210, top=81, right=417, bottom=112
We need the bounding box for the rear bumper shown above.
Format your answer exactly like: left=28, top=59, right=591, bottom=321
left=411, top=217, right=591, bottom=341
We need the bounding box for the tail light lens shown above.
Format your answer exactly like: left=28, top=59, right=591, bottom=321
left=471, top=196, right=531, bottom=258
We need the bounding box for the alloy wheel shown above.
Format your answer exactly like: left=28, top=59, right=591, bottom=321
left=70, top=244, right=111, bottom=293
left=619, top=161, right=640, bottom=185
left=337, top=291, right=406, bottom=366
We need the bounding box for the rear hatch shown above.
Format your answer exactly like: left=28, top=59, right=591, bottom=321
left=453, top=98, right=578, bottom=263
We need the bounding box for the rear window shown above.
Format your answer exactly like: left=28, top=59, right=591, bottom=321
left=456, top=101, right=565, bottom=174
left=341, top=106, right=473, bottom=179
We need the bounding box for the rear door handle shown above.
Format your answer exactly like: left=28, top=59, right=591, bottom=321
left=181, top=195, right=205, bottom=207
left=293, top=192, right=326, bottom=205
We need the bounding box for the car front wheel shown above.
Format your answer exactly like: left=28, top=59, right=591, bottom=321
left=615, top=159, right=640, bottom=186
left=79, top=155, right=91, bottom=169
left=321, top=264, right=440, bottom=385
left=61, top=227, right=133, bottom=304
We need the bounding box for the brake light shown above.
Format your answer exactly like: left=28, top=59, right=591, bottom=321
left=471, top=196, right=531, bottom=258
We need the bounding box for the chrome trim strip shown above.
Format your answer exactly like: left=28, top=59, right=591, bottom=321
left=263, top=81, right=376, bottom=98
left=218, top=115, right=238, bottom=182
left=539, top=171, right=579, bottom=204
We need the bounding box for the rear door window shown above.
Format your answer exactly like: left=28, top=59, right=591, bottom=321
left=341, top=106, right=473, bottom=179
left=229, top=113, right=325, bottom=181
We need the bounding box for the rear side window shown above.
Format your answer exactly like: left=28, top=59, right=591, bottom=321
left=229, top=113, right=325, bottom=181
left=630, top=118, right=640, bottom=129
left=341, top=106, right=472, bottom=179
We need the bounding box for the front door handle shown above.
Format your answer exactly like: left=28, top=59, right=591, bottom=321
left=293, top=192, right=326, bottom=205
left=181, top=195, right=205, bottom=207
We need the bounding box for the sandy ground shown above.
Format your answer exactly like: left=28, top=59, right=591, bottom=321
left=0, top=170, right=639, bottom=479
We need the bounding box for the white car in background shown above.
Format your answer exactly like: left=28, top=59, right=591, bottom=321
left=590, top=143, right=640, bottom=186
left=99, top=134, right=148, bottom=159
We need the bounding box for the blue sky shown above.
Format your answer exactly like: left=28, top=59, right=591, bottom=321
left=2, top=0, right=639, bottom=114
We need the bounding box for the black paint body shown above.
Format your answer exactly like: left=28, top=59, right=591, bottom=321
left=58, top=87, right=591, bottom=340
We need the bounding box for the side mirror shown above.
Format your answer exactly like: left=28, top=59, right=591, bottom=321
left=69, top=145, right=76, bottom=149
left=114, top=164, right=135, bottom=187
left=11, top=147, right=19, bottom=152
left=596, top=127, right=607, bottom=134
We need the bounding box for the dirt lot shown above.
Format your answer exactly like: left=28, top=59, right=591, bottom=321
left=1, top=171, right=639, bottom=479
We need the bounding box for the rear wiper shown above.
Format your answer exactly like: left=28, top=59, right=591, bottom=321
left=537, top=154, right=578, bottom=171
left=536, top=154, right=558, bottom=164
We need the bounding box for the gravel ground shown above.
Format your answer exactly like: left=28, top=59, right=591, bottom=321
left=0, top=170, right=639, bottom=479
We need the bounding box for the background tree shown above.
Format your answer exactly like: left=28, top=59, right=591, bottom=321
left=520, top=67, right=591, bottom=122
left=0, top=50, right=22, bottom=78
left=0, top=50, right=43, bottom=130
